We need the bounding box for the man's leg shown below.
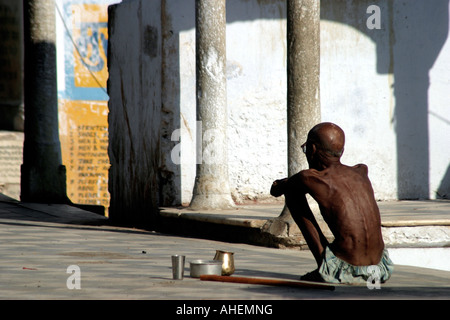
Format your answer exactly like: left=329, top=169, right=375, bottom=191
left=284, top=191, right=329, bottom=267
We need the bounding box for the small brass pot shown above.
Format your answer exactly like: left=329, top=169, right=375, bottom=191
left=213, top=250, right=235, bottom=276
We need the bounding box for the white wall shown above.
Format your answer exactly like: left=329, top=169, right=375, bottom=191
left=174, top=0, right=449, bottom=204
left=429, top=15, right=450, bottom=200
left=175, top=0, right=288, bottom=205
left=320, top=19, right=398, bottom=200
left=111, top=0, right=450, bottom=206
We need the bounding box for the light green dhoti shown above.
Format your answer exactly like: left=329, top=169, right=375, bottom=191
left=317, top=246, right=394, bottom=284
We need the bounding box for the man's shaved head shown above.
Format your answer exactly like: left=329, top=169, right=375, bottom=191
left=308, top=122, right=345, bottom=158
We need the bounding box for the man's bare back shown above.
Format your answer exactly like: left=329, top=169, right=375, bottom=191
left=271, top=122, right=393, bottom=283
left=295, top=163, right=384, bottom=266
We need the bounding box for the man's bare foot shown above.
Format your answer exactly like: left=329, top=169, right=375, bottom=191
left=300, top=269, right=324, bottom=282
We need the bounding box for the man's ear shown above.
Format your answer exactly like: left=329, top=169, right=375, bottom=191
left=311, top=143, right=317, bottom=155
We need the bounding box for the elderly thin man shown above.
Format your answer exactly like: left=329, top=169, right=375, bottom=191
left=271, top=122, right=393, bottom=284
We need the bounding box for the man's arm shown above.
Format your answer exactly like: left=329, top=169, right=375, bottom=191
left=270, top=178, right=288, bottom=197
left=279, top=172, right=329, bottom=266
left=270, top=172, right=310, bottom=197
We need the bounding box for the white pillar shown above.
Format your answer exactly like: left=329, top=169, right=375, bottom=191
left=287, top=0, right=321, bottom=176
left=279, top=0, right=321, bottom=222
left=189, top=0, right=234, bottom=210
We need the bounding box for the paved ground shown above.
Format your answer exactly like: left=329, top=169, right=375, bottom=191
left=0, top=195, right=449, bottom=301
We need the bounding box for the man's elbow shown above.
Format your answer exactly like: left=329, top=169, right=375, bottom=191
left=270, top=179, right=287, bottom=197
left=270, top=187, right=283, bottom=197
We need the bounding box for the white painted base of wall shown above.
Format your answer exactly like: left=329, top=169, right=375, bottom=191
left=387, top=247, right=450, bottom=272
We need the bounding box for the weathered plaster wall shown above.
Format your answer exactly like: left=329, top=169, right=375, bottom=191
left=320, top=0, right=449, bottom=200
left=56, top=0, right=120, bottom=211
left=109, top=0, right=450, bottom=210
left=107, top=0, right=162, bottom=223
left=0, top=0, right=23, bottom=132
left=175, top=0, right=289, bottom=205
left=173, top=0, right=449, bottom=203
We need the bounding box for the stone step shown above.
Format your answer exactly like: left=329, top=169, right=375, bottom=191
left=159, top=200, right=450, bottom=249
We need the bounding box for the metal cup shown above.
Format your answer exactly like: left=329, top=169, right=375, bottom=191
left=213, top=250, right=235, bottom=276
left=171, top=255, right=185, bottom=280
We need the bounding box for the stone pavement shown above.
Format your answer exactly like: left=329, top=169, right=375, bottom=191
left=0, top=194, right=449, bottom=300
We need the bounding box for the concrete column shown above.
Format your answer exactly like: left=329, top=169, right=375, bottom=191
left=279, top=0, right=321, bottom=221
left=281, top=0, right=321, bottom=222
left=189, top=0, right=234, bottom=210
left=265, top=0, right=321, bottom=234
left=287, top=0, right=321, bottom=177
left=21, top=0, right=68, bottom=203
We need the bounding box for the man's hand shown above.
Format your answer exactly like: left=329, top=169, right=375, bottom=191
left=270, top=178, right=288, bottom=197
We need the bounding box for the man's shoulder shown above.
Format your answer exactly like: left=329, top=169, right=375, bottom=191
left=299, top=164, right=369, bottom=181
left=298, top=168, right=321, bottom=179
left=298, top=169, right=329, bottom=185
left=350, top=163, right=369, bottom=175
